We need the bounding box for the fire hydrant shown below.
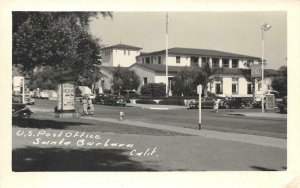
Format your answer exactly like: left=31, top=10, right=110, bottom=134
left=119, top=111, right=124, bottom=121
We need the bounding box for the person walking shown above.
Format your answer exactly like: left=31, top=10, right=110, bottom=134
left=214, top=99, right=220, bottom=113
left=81, top=97, right=88, bottom=116
left=87, top=97, right=95, bottom=115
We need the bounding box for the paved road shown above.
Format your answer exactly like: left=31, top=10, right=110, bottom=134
left=30, top=99, right=287, bottom=138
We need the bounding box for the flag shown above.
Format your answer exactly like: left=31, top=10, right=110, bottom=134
left=262, top=23, right=272, bottom=31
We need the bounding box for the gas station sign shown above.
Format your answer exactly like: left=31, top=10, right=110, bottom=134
left=251, top=64, right=262, bottom=78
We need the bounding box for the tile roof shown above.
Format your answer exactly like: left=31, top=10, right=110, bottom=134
left=131, top=63, right=277, bottom=76
left=139, top=47, right=260, bottom=60
left=101, top=44, right=142, bottom=50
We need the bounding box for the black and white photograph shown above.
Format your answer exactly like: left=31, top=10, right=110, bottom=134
left=1, top=0, right=300, bottom=187
left=11, top=11, right=287, bottom=171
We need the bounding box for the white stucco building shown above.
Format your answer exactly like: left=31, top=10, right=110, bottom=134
left=99, top=45, right=277, bottom=98
left=98, top=44, right=142, bottom=93
left=133, top=47, right=276, bottom=98
left=101, top=44, right=142, bottom=67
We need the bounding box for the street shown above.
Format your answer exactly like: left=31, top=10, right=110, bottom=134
left=12, top=99, right=287, bottom=171
left=32, top=99, right=286, bottom=138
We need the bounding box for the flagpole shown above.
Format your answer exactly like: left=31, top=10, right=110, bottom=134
left=165, top=13, right=169, bottom=97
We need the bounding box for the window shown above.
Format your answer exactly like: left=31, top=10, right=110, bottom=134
left=232, top=77, right=239, bottom=94
left=232, top=59, right=239, bottom=68
left=215, top=78, right=223, bottom=94
left=158, top=56, right=161, bottom=64
left=215, top=83, right=222, bottom=94
left=124, top=50, right=126, bottom=55
left=201, top=57, right=208, bottom=67
left=145, top=58, right=150, bottom=64
left=128, top=50, right=130, bottom=55
left=191, top=57, right=199, bottom=66
left=232, top=84, right=238, bottom=94
left=176, top=56, right=181, bottom=63
left=150, top=57, right=153, bottom=64
left=142, top=58, right=145, bottom=64
left=212, top=58, right=219, bottom=68
left=143, top=77, right=147, bottom=85
left=223, top=58, right=229, bottom=68
left=247, top=83, right=253, bottom=94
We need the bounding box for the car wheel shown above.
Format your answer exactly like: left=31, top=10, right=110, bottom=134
left=21, top=112, right=30, bottom=118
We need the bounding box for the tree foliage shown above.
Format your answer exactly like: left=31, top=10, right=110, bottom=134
left=13, top=12, right=112, bottom=83
left=172, top=67, right=208, bottom=96
left=111, top=66, right=140, bottom=95
left=141, top=83, right=166, bottom=97
left=271, top=66, right=287, bottom=97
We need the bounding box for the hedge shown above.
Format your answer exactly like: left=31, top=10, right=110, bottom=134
left=158, top=99, right=185, bottom=106
left=135, top=99, right=157, bottom=104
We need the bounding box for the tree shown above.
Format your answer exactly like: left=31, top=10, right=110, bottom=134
left=141, top=83, right=166, bottom=97
left=13, top=12, right=112, bottom=82
left=271, top=66, right=287, bottom=98
left=172, top=67, right=208, bottom=96
left=111, top=66, right=140, bottom=95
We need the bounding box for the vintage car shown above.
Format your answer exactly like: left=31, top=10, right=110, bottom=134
left=102, top=95, right=127, bottom=106
left=12, top=95, right=35, bottom=105
left=278, top=96, right=287, bottom=113
left=12, top=103, right=33, bottom=118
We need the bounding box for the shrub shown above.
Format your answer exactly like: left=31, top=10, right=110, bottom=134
left=141, top=83, right=166, bottom=97
left=135, top=99, right=157, bottom=104
left=158, top=99, right=185, bottom=106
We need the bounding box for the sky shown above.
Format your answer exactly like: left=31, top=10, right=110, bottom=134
left=89, top=12, right=287, bottom=69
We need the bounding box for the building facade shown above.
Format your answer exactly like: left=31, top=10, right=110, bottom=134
left=101, top=44, right=142, bottom=67
left=134, top=47, right=267, bottom=98
left=99, top=45, right=276, bottom=98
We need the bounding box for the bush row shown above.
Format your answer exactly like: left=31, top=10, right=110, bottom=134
left=135, top=99, right=186, bottom=106
left=135, top=99, right=157, bottom=104
left=158, top=99, right=185, bottom=106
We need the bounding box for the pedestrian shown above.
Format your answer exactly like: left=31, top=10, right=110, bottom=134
left=87, top=97, right=95, bottom=115
left=81, top=97, right=88, bottom=116
left=214, top=99, right=220, bottom=113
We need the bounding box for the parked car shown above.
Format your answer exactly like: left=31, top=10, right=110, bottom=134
left=278, top=96, right=287, bottom=113
left=89, top=94, right=96, bottom=103
left=226, top=98, right=246, bottom=109
left=24, top=93, right=35, bottom=105
left=12, top=94, right=35, bottom=105
left=103, top=95, right=127, bottom=106
left=39, top=90, right=49, bottom=99
left=252, top=99, right=266, bottom=109
left=95, top=94, right=107, bottom=104
left=12, top=103, right=33, bottom=118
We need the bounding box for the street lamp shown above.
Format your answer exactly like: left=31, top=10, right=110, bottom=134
left=261, top=22, right=272, bottom=113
